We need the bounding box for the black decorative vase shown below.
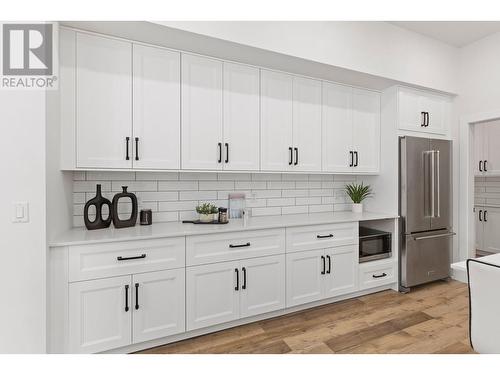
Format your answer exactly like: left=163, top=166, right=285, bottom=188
left=83, top=184, right=112, bottom=230
left=112, top=186, right=138, bottom=228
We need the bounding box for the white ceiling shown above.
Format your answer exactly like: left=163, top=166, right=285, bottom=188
left=390, top=21, right=500, bottom=47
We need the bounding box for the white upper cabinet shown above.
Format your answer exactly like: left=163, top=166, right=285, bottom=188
left=181, top=54, right=223, bottom=170
left=474, top=120, right=500, bottom=176
left=76, top=33, right=132, bottom=169
left=322, top=82, right=352, bottom=173
left=260, top=70, right=294, bottom=171
left=292, top=77, right=322, bottom=172
left=223, top=63, right=260, bottom=171
left=132, top=44, right=180, bottom=170
left=398, top=87, right=449, bottom=135
left=352, top=88, right=380, bottom=173
left=322, top=84, right=380, bottom=174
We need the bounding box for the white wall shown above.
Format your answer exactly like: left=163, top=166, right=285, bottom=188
left=0, top=90, right=46, bottom=353
left=458, top=31, right=500, bottom=116
left=157, top=21, right=459, bottom=94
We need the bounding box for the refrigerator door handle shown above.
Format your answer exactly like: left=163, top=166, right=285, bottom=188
left=430, top=150, right=436, bottom=218
left=435, top=150, right=440, bottom=218
left=413, top=232, right=456, bottom=241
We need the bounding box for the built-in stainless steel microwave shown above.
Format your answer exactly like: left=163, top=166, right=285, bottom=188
left=359, top=227, right=392, bottom=263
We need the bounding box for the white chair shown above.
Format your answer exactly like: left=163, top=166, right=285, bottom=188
left=467, top=258, right=500, bottom=353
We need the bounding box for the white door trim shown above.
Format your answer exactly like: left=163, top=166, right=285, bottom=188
left=460, top=110, right=500, bottom=261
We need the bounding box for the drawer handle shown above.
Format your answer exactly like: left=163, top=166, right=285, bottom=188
left=117, top=254, right=146, bottom=261
left=372, top=273, right=387, bottom=279
left=317, top=234, right=334, bottom=239
left=229, top=242, right=251, bottom=248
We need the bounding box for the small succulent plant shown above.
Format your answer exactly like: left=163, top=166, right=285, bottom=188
left=196, top=203, right=218, bottom=215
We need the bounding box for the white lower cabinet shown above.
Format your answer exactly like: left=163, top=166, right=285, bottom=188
left=186, top=255, right=286, bottom=330
left=186, top=260, right=240, bottom=331
left=132, top=269, right=185, bottom=343
left=69, top=276, right=132, bottom=353
left=239, top=255, right=286, bottom=318
left=68, top=269, right=185, bottom=353
left=286, top=246, right=358, bottom=308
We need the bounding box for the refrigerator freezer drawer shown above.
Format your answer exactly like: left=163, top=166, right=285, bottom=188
left=400, top=231, right=453, bottom=288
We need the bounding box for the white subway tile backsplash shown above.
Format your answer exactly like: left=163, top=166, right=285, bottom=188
left=111, top=181, right=157, bottom=192
left=282, top=189, right=308, bottom=198
left=179, top=190, right=217, bottom=201
left=267, top=198, right=295, bottom=207
left=159, top=181, right=198, bottom=191
left=282, top=205, right=308, bottom=215
left=72, top=172, right=353, bottom=227
left=267, top=181, right=295, bottom=189
left=252, top=207, right=281, bottom=216
left=74, top=181, right=111, bottom=193
left=296, top=197, right=322, bottom=205
left=199, top=181, right=235, bottom=190
left=159, top=200, right=198, bottom=212
left=136, top=172, right=179, bottom=181
left=87, top=171, right=135, bottom=181
left=235, top=181, right=267, bottom=190
left=218, top=173, right=251, bottom=181
left=309, top=204, right=334, bottom=213
left=179, top=172, right=217, bottom=181
left=137, top=191, right=178, bottom=202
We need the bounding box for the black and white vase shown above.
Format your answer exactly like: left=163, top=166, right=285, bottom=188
left=83, top=184, right=113, bottom=230
left=111, top=186, right=138, bottom=228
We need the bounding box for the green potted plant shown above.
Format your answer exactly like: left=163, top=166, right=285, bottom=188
left=345, top=182, right=372, bottom=213
left=196, top=203, right=219, bottom=222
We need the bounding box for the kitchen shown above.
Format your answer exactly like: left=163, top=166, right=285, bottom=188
left=4, top=4, right=500, bottom=369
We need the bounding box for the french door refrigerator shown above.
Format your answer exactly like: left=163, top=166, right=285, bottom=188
left=399, top=136, right=454, bottom=292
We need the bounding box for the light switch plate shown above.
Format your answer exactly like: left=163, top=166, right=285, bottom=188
left=12, top=201, right=29, bottom=223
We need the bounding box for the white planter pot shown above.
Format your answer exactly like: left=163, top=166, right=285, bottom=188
left=199, top=213, right=214, bottom=222
left=352, top=203, right=363, bottom=213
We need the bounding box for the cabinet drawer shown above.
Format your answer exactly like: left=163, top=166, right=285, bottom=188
left=69, top=237, right=185, bottom=282
left=359, top=260, right=396, bottom=290
left=286, top=223, right=358, bottom=253
left=186, top=229, right=285, bottom=266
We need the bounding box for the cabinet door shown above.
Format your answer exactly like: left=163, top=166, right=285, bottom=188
left=474, top=123, right=486, bottom=176
left=132, top=269, right=185, bottom=344
left=398, top=88, right=422, bottom=132
left=133, top=44, right=180, bottom=169
left=186, top=261, right=240, bottom=330
left=260, top=70, right=293, bottom=171
left=484, top=121, right=500, bottom=175
left=181, top=54, right=223, bottom=170
left=292, top=77, right=322, bottom=172
left=483, top=207, right=500, bottom=253
left=352, top=88, right=380, bottom=173
left=322, top=82, right=352, bottom=173
left=76, top=33, right=132, bottom=169
left=422, top=94, right=446, bottom=135
left=324, top=246, right=358, bottom=298
left=475, top=207, right=484, bottom=251
left=239, top=255, right=286, bottom=318
left=223, top=62, right=260, bottom=171
left=69, top=275, right=131, bottom=353
left=286, top=249, right=325, bottom=307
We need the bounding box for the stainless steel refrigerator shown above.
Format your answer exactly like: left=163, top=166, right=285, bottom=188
left=399, top=136, right=454, bottom=292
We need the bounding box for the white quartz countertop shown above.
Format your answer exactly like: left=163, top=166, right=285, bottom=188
left=49, top=211, right=398, bottom=247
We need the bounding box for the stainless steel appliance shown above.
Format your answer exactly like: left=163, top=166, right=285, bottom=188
left=399, top=136, right=455, bottom=292
left=359, top=227, right=392, bottom=263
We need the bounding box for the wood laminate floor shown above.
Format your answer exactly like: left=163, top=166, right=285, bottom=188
left=137, top=280, right=473, bottom=354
